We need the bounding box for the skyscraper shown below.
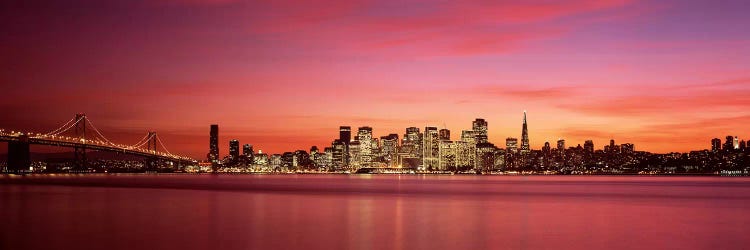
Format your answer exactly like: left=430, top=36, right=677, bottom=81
left=208, top=124, right=219, bottom=163
left=472, top=118, right=488, bottom=143
left=506, top=137, right=518, bottom=154
left=724, top=135, right=734, bottom=152
left=460, top=130, right=477, bottom=169
left=557, top=139, right=565, bottom=151
left=520, top=111, right=530, bottom=154
left=229, top=139, right=240, bottom=160
left=400, top=127, right=422, bottom=168
left=711, top=138, right=721, bottom=153
left=332, top=139, right=345, bottom=169
left=357, top=126, right=373, bottom=167
left=380, top=134, right=399, bottom=167
left=733, top=136, right=740, bottom=150
left=243, top=144, right=254, bottom=162
left=584, top=140, right=594, bottom=153
left=542, top=141, right=551, bottom=155
left=339, top=126, right=351, bottom=143
left=339, top=126, right=351, bottom=166
left=423, top=127, right=439, bottom=170
left=439, top=129, right=451, bottom=141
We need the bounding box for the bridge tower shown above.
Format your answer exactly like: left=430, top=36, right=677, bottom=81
left=7, top=134, right=31, bottom=173
left=146, top=131, right=158, bottom=171
left=73, top=113, right=87, bottom=171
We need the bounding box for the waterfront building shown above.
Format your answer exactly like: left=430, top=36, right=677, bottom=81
left=711, top=138, right=721, bottom=153
left=438, top=140, right=456, bottom=171
left=472, top=118, right=488, bottom=143
left=521, top=111, right=530, bottom=154
left=357, top=127, right=373, bottom=167
left=506, top=137, right=518, bottom=154
left=423, top=127, right=440, bottom=170
left=439, top=129, right=451, bottom=141
left=229, top=139, right=240, bottom=160
left=584, top=140, right=594, bottom=153
left=208, top=124, right=219, bottom=163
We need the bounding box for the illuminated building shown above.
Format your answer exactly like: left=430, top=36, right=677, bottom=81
left=460, top=130, right=477, bottom=168
left=400, top=127, right=422, bottom=168
left=506, top=137, right=518, bottom=154
left=242, top=144, right=254, bottom=163
left=253, top=150, right=268, bottom=165
left=281, top=152, right=293, bottom=168
left=208, top=124, right=219, bottom=163
left=734, top=136, right=740, bottom=150
left=438, top=140, right=456, bottom=171
left=380, top=134, right=399, bottom=167
left=270, top=154, right=281, bottom=167
left=520, top=111, right=530, bottom=154
left=439, top=129, right=451, bottom=141
left=349, top=140, right=361, bottom=169
left=340, top=126, right=351, bottom=166
left=476, top=142, right=497, bottom=172
left=357, top=126, right=373, bottom=167
left=423, top=127, right=439, bottom=170
left=322, top=147, right=333, bottom=167
left=229, top=139, right=240, bottom=160
left=332, top=140, right=346, bottom=169
left=472, top=118, right=488, bottom=143
left=493, top=148, right=506, bottom=170
left=711, top=138, right=721, bottom=153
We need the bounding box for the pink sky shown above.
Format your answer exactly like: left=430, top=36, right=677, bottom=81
left=1, top=0, right=749, bottom=158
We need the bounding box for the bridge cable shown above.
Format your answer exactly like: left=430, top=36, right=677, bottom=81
left=127, top=133, right=152, bottom=149
left=84, top=117, right=115, bottom=145
left=48, top=116, right=85, bottom=136
left=44, top=117, right=76, bottom=136
left=155, top=134, right=173, bottom=155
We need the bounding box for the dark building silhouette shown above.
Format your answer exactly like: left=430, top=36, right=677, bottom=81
left=229, top=139, right=240, bottom=160
left=520, top=111, right=530, bottom=154
left=243, top=144, right=254, bottom=163
left=621, top=143, right=635, bottom=154
left=439, top=129, right=451, bottom=141
left=339, top=126, right=351, bottom=143
left=557, top=139, right=566, bottom=151
left=724, top=135, right=734, bottom=152
left=208, top=124, right=219, bottom=162
left=584, top=140, right=594, bottom=153
left=711, top=138, right=721, bottom=153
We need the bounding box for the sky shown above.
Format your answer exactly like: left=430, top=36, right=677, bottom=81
left=1, top=0, right=749, bottom=159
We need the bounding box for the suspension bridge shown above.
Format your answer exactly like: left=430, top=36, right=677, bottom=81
left=1, top=113, right=196, bottom=172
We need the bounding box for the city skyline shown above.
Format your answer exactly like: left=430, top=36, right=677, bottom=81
left=1, top=0, right=750, bottom=158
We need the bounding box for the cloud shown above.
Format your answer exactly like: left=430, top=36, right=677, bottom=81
left=240, top=0, right=640, bottom=57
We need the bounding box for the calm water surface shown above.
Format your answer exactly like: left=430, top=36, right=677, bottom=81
left=1, top=174, right=749, bottom=249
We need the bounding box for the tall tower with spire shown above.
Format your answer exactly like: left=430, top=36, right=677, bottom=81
left=520, top=110, right=530, bottom=154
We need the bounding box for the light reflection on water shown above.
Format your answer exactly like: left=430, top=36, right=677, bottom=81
left=1, top=174, right=750, bottom=250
